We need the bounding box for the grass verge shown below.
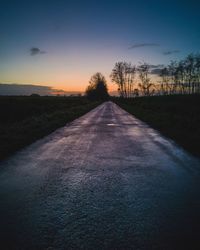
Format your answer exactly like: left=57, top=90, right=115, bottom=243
left=113, top=94, right=200, bottom=157
left=0, top=96, right=101, bottom=160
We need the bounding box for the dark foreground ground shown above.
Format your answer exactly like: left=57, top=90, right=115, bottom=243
left=0, top=101, right=200, bottom=250
left=114, top=94, right=200, bottom=157
left=0, top=96, right=100, bottom=160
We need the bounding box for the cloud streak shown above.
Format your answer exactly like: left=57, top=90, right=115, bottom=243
left=149, top=64, right=164, bottom=69
left=149, top=64, right=166, bottom=75
left=129, top=43, right=159, bottom=49
left=151, top=68, right=163, bottom=75
left=30, top=47, right=46, bottom=56
left=0, top=83, right=81, bottom=96
left=163, top=50, right=180, bottom=55
left=0, top=83, right=52, bottom=95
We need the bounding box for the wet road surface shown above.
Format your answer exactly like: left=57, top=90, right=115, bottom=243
left=0, top=101, right=200, bottom=250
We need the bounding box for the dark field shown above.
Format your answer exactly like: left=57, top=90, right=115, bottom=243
left=114, top=94, right=200, bottom=157
left=0, top=96, right=101, bottom=160
left=1, top=95, right=200, bottom=161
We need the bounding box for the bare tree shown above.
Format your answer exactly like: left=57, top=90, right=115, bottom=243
left=110, top=62, right=136, bottom=98
left=194, top=54, right=200, bottom=93
left=137, top=63, right=154, bottom=96
left=159, top=67, right=171, bottom=95
left=184, top=54, right=196, bottom=94
left=111, top=53, right=200, bottom=98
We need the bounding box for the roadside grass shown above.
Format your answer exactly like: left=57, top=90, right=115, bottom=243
left=113, top=94, right=200, bottom=157
left=0, top=96, right=101, bottom=160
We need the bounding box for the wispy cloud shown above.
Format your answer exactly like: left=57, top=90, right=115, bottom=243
left=151, top=68, right=163, bottom=75
left=149, top=64, right=166, bottom=75
left=149, top=64, right=164, bottom=69
left=163, top=50, right=180, bottom=55
left=129, top=43, right=159, bottom=49
left=30, top=47, right=46, bottom=56
left=0, top=83, right=52, bottom=95
left=0, top=83, right=82, bottom=96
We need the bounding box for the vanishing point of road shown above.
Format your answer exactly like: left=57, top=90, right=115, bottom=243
left=0, top=101, right=200, bottom=250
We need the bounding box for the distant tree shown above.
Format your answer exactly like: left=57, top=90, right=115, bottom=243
left=159, top=67, right=171, bottom=95
left=137, top=63, right=154, bottom=96
left=85, top=72, right=109, bottom=100
left=184, top=54, right=196, bottom=94
left=168, top=60, right=179, bottom=94
left=111, top=53, right=200, bottom=98
left=194, top=54, right=200, bottom=94
left=155, top=54, right=200, bottom=96
left=133, top=88, right=139, bottom=97
left=110, top=62, right=136, bottom=98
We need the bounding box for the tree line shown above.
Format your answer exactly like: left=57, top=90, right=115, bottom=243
left=158, top=54, right=200, bottom=96
left=86, top=53, right=200, bottom=99
left=111, top=53, right=200, bottom=97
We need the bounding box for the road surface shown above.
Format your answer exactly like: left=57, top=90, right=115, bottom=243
left=0, top=101, right=200, bottom=250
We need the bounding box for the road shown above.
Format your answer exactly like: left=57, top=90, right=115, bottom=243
left=0, top=101, right=200, bottom=250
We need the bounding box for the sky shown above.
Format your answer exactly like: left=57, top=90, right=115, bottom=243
left=0, top=0, right=200, bottom=94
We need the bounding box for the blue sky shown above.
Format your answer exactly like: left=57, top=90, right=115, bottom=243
left=0, top=0, right=200, bottom=92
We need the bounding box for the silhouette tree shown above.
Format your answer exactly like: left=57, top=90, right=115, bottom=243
left=137, top=63, right=154, bottom=96
left=110, top=62, right=136, bottom=98
left=85, top=72, right=109, bottom=100
left=157, top=54, right=200, bottom=95
left=195, top=54, right=200, bottom=93
left=174, top=61, right=185, bottom=94
left=111, top=53, right=200, bottom=98
left=184, top=54, right=196, bottom=94
left=133, top=88, right=139, bottom=97
left=159, top=67, right=170, bottom=95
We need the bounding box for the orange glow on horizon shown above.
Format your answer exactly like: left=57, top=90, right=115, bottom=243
left=54, top=81, right=116, bottom=93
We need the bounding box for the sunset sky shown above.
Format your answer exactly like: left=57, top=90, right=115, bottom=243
left=0, top=0, right=200, bottom=93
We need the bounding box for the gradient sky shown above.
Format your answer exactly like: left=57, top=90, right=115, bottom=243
left=0, top=0, right=200, bottom=93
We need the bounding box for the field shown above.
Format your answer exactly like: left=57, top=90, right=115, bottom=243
left=114, top=94, right=200, bottom=157
left=1, top=94, right=200, bottom=161
left=0, top=96, right=101, bottom=160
